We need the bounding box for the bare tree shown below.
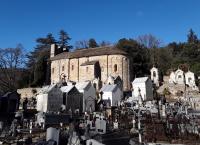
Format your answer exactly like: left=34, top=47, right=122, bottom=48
left=99, top=41, right=112, bottom=47
left=137, top=34, right=161, bottom=48
left=75, top=40, right=89, bottom=49
left=0, top=44, right=26, bottom=94
left=137, top=34, right=162, bottom=65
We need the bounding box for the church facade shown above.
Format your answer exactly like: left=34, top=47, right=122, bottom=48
left=50, top=44, right=131, bottom=91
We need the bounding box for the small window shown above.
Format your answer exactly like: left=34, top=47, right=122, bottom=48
left=114, top=64, right=117, bottom=72
left=178, top=75, right=182, bottom=78
left=52, top=68, right=54, bottom=74
left=72, top=65, right=74, bottom=71
left=86, top=67, right=88, bottom=72
left=153, top=71, right=156, bottom=77
left=62, top=66, right=65, bottom=71
left=188, top=77, right=192, bottom=82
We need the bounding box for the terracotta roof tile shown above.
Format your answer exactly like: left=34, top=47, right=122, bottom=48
left=50, top=46, right=127, bottom=61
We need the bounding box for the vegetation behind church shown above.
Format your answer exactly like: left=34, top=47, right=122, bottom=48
left=0, top=29, right=200, bottom=94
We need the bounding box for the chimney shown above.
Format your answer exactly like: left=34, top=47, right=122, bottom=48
left=63, top=47, right=67, bottom=52
left=50, top=44, right=56, bottom=58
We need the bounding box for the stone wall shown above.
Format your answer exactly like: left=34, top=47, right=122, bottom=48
left=51, top=54, right=130, bottom=90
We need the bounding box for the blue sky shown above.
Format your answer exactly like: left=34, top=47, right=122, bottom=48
left=0, top=0, right=200, bottom=51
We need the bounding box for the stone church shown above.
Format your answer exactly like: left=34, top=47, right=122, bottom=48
left=50, top=44, right=131, bottom=91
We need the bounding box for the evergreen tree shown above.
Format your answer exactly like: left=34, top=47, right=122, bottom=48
left=88, top=38, right=98, bottom=48
left=155, top=47, right=173, bottom=75
left=187, top=29, right=198, bottom=44
left=99, top=41, right=111, bottom=47
left=26, top=33, right=56, bottom=86
left=75, top=40, right=89, bottom=49
left=116, top=38, right=150, bottom=78
left=58, top=30, right=72, bottom=51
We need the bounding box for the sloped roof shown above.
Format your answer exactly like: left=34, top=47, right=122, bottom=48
left=75, top=81, right=90, bottom=91
left=151, top=66, right=158, bottom=71
left=1, top=91, right=20, bottom=99
left=66, top=81, right=75, bottom=86
left=132, top=77, right=149, bottom=84
left=107, top=75, right=121, bottom=82
left=108, top=75, right=115, bottom=80
left=60, top=85, right=74, bottom=93
left=175, top=69, right=184, bottom=74
left=185, top=70, right=194, bottom=75
left=2, top=92, right=12, bottom=97
left=39, top=84, right=57, bottom=94
left=50, top=46, right=127, bottom=61
left=100, top=84, right=118, bottom=92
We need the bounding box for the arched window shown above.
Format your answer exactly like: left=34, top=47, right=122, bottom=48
left=86, top=67, right=88, bottom=72
left=153, top=71, right=156, bottom=77
left=114, top=64, right=117, bottom=72
left=52, top=68, right=54, bottom=74
left=71, top=65, right=74, bottom=71
left=62, top=66, right=65, bottom=71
